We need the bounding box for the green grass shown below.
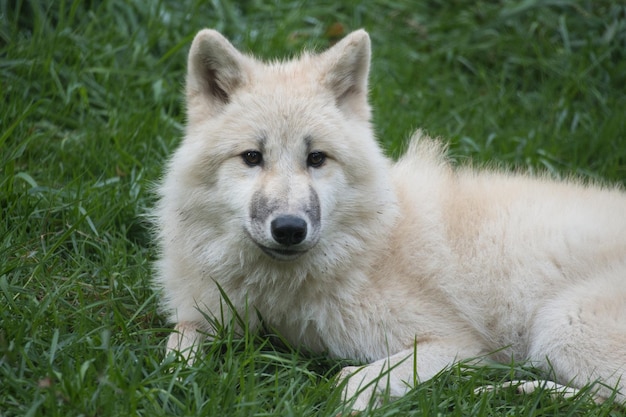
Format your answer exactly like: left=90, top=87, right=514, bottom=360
left=1, top=0, right=625, bottom=416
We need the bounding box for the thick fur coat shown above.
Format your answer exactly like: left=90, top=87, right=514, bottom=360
left=154, top=29, right=626, bottom=409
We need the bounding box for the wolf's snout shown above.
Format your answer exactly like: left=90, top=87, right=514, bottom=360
left=271, top=215, right=307, bottom=246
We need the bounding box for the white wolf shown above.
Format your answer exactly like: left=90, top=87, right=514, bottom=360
left=154, top=29, right=626, bottom=410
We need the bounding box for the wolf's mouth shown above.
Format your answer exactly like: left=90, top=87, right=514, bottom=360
left=258, top=245, right=306, bottom=261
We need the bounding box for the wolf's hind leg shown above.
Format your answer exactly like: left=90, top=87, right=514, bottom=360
left=528, top=273, right=626, bottom=402
left=475, top=380, right=582, bottom=399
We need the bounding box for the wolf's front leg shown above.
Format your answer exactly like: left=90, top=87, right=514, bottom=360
left=166, top=321, right=205, bottom=363
left=338, top=341, right=484, bottom=410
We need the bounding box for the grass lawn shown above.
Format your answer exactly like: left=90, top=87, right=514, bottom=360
left=1, top=0, right=625, bottom=416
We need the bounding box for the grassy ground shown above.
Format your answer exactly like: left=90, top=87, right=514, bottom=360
left=1, top=0, right=625, bottom=416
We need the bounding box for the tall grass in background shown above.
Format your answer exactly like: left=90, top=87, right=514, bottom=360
left=1, top=1, right=624, bottom=415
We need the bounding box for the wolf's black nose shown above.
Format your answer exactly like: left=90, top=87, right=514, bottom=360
left=271, top=215, right=307, bottom=246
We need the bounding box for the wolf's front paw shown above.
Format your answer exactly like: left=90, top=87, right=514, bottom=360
left=166, top=321, right=202, bottom=364
left=337, top=365, right=385, bottom=411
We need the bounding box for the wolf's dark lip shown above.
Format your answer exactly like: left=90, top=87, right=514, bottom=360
left=258, top=245, right=306, bottom=261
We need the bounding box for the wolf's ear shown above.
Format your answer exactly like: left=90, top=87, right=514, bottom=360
left=320, top=30, right=371, bottom=116
left=186, top=29, right=248, bottom=105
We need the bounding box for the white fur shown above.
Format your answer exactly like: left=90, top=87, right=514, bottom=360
left=153, top=29, right=626, bottom=410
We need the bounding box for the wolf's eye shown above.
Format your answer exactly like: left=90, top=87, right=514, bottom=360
left=242, top=150, right=262, bottom=166
left=307, top=151, right=326, bottom=168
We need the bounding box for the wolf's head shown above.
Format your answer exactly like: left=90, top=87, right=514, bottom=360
left=159, top=30, right=397, bottom=279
